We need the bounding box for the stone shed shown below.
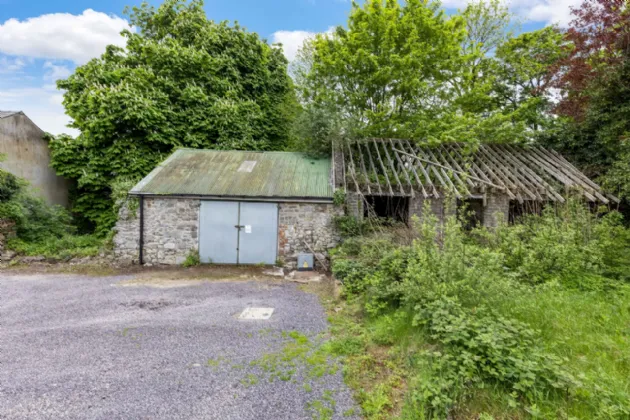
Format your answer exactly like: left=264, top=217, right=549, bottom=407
left=337, top=139, right=616, bottom=228
left=114, top=149, right=341, bottom=267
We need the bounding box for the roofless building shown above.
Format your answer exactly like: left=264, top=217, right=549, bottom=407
left=337, top=139, right=617, bottom=228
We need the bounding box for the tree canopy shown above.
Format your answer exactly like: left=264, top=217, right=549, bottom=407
left=540, top=0, right=630, bottom=203
left=298, top=0, right=465, bottom=140
left=51, top=0, right=295, bottom=232
left=295, top=0, right=568, bottom=146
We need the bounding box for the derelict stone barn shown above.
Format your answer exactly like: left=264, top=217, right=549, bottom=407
left=336, top=139, right=616, bottom=228
left=114, top=140, right=614, bottom=267
left=114, top=150, right=341, bottom=267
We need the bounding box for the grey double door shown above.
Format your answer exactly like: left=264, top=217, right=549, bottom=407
left=199, top=201, right=278, bottom=264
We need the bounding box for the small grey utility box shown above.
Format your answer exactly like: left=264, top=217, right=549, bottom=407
left=297, top=253, right=314, bottom=271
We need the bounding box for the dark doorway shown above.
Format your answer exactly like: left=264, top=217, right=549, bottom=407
left=458, top=199, right=483, bottom=230
left=364, top=196, right=409, bottom=223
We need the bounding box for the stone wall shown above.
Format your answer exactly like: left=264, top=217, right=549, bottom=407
left=409, top=192, right=509, bottom=228
left=114, top=197, right=199, bottom=265
left=408, top=194, right=457, bottom=225
left=0, top=218, right=15, bottom=260
left=345, top=192, right=363, bottom=220
left=278, top=202, right=342, bottom=268
left=114, top=197, right=340, bottom=267
left=482, top=193, right=509, bottom=228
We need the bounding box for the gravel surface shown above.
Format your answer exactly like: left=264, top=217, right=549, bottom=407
left=0, top=272, right=359, bottom=420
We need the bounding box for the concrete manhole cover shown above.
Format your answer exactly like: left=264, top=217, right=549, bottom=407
left=239, top=307, right=274, bottom=320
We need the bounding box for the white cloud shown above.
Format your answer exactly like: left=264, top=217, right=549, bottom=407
left=272, top=27, right=335, bottom=61
left=272, top=30, right=318, bottom=62
left=43, top=62, right=72, bottom=82
left=440, top=0, right=582, bottom=27
left=0, top=9, right=129, bottom=64
left=523, top=0, right=581, bottom=27
left=0, top=56, right=26, bottom=73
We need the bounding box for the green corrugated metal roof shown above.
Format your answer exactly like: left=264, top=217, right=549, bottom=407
left=131, top=149, right=333, bottom=200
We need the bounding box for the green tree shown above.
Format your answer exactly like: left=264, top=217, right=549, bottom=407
left=290, top=104, right=344, bottom=158
left=453, top=0, right=515, bottom=114
left=537, top=0, right=630, bottom=204
left=300, top=0, right=465, bottom=139
left=298, top=0, right=563, bottom=146
left=542, top=53, right=630, bottom=201
left=494, top=26, right=570, bottom=131
left=52, top=0, right=294, bottom=233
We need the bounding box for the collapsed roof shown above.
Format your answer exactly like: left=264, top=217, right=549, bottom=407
left=336, top=139, right=618, bottom=204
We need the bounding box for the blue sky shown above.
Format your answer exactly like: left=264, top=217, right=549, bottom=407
left=0, top=0, right=579, bottom=135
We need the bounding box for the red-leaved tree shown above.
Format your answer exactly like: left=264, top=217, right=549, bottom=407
left=555, top=0, right=630, bottom=119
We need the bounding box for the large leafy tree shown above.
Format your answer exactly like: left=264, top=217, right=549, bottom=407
left=539, top=0, right=630, bottom=203
left=494, top=26, right=570, bottom=131
left=299, top=0, right=465, bottom=140
left=452, top=0, right=514, bottom=114
left=297, top=0, right=566, bottom=146
left=555, top=0, right=630, bottom=119
left=51, top=0, right=294, bottom=232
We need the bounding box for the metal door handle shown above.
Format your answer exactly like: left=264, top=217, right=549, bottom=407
left=235, top=225, right=244, bottom=229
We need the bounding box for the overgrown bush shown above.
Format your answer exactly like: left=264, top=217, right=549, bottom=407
left=333, top=215, right=370, bottom=237
left=7, top=235, right=102, bottom=260
left=0, top=191, right=73, bottom=242
left=110, top=177, right=141, bottom=220
left=332, top=237, right=398, bottom=296
left=332, top=259, right=372, bottom=295
left=478, top=201, right=630, bottom=288
left=0, top=169, right=104, bottom=259
left=182, top=250, right=201, bottom=268
left=407, top=298, right=578, bottom=416
left=330, top=200, right=630, bottom=418
left=0, top=168, right=22, bottom=202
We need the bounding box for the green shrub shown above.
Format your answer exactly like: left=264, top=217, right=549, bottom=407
left=406, top=298, right=578, bottom=416
left=334, top=215, right=369, bottom=237
left=182, top=250, right=200, bottom=268
left=328, top=200, right=630, bottom=418
left=332, top=259, right=371, bottom=296
left=0, top=191, right=73, bottom=242
left=332, top=236, right=399, bottom=297
left=7, top=234, right=102, bottom=260
left=365, top=247, right=415, bottom=316
left=0, top=168, right=22, bottom=201
left=333, top=189, right=346, bottom=206
left=0, top=170, right=103, bottom=260
left=110, top=177, right=140, bottom=219
left=479, top=202, right=630, bottom=287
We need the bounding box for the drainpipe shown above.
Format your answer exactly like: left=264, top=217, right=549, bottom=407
left=138, top=195, right=144, bottom=265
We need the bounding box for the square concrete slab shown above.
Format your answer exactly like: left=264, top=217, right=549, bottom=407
left=239, top=307, right=274, bottom=320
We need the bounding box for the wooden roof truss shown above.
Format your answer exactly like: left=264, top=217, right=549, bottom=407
left=340, top=139, right=618, bottom=204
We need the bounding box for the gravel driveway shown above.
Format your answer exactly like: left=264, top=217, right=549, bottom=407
left=0, top=270, right=359, bottom=420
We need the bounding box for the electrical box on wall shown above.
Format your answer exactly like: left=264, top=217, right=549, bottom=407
left=297, top=253, right=314, bottom=271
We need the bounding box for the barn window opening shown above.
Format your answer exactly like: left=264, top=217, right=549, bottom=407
left=457, top=199, right=483, bottom=230
left=364, top=196, right=409, bottom=223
